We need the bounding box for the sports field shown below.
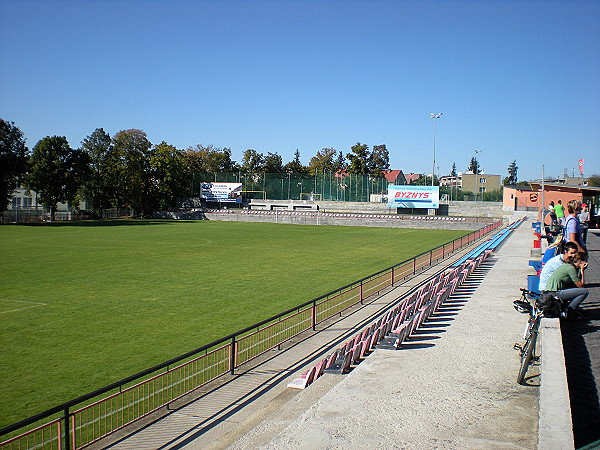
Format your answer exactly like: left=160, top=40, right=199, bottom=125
left=0, top=220, right=468, bottom=427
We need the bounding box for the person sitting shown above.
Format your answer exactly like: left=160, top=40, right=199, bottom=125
left=539, top=241, right=578, bottom=291
left=545, top=251, right=589, bottom=319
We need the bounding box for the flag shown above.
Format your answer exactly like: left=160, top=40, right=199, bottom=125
left=578, top=159, right=584, bottom=175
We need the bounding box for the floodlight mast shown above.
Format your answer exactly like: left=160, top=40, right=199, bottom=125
left=474, top=149, right=483, bottom=201
left=430, top=113, right=442, bottom=186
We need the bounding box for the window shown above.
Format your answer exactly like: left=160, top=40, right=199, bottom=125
left=480, top=177, right=487, bottom=184
left=23, top=197, right=32, bottom=208
left=11, top=197, right=21, bottom=208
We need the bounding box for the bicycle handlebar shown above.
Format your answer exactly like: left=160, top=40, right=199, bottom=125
left=519, top=288, right=541, bottom=297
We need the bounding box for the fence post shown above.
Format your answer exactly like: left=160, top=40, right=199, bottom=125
left=312, top=301, right=317, bottom=331
left=230, top=337, right=236, bottom=375
left=64, top=407, right=71, bottom=450
left=360, top=281, right=364, bottom=305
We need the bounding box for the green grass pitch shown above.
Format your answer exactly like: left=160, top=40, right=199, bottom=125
left=0, top=220, right=467, bottom=427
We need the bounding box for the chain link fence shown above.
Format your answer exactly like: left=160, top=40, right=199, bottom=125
left=192, top=172, right=390, bottom=203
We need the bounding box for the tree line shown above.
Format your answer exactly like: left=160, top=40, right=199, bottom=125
left=5, top=119, right=585, bottom=218
left=0, top=120, right=393, bottom=218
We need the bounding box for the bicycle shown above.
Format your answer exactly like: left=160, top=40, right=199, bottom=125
left=513, top=288, right=544, bottom=384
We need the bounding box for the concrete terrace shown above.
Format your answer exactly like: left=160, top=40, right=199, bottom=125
left=105, top=216, right=599, bottom=449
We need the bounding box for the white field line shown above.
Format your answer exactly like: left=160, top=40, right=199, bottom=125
left=0, top=298, right=48, bottom=314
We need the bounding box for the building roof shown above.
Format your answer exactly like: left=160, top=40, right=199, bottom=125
left=504, top=185, right=534, bottom=191
left=529, top=182, right=600, bottom=197
left=382, top=170, right=404, bottom=183
left=404, top=172, right=421, bottom=183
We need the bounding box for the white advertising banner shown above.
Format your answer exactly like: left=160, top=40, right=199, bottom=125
left=387, top=185, right=439, bottom=209
left=200, top=182, right=242, bottom=203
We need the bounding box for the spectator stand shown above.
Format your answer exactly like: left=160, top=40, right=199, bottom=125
left=287, top=219, right=524, bottom=389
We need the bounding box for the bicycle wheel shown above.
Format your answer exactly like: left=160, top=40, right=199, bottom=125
left=517, top=332, right=537, bottom=384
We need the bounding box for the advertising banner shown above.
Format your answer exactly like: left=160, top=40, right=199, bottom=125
left=200, top=182, right=242, bottom=203
left=387, top=185, right=439, bottom=209
left=579, top=158, right=584, bottom=175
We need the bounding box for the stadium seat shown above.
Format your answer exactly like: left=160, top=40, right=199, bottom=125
left=287, top=366, right=317, bottom=389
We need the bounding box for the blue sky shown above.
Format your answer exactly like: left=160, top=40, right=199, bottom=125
left=1, top=0, right=599, bottom=181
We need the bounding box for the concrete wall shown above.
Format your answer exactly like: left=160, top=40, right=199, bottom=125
left=249, top=199, right=506, bottom=219
left=447, top=201, right=504, bottom=218
left=155, top=209, right=498, bottom=231
left=155, top=200, right=507, bottom=230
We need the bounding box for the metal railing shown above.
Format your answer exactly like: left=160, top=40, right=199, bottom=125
left=0, top=220, right=503, bottom=449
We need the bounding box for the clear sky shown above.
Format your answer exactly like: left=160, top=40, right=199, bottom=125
left=1, top=0, right=599, bottom=182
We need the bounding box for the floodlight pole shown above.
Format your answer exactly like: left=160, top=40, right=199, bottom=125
left=474, top=149, right=482, bottom=201
left=430, top=113, right=442, bottom=186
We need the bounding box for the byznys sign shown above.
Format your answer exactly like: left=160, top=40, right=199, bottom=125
left=387, top=185, right=439, bottom=209
left=200, top=182, right=242, bottom=203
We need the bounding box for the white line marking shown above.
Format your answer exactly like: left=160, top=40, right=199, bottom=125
left=0, top=298, right=48, bottom=314
left=0, top=298, right=47, bottom=305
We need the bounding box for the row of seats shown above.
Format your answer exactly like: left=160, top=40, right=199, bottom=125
left=287, top=251, right=492, bottom=390
left=452, top=217, right=525, bottom=267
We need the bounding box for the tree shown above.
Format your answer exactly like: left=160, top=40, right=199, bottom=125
left=263, top=152, right=284, bottom=173
left=284, top=150, right=308, bottom=173
left=0, top=119, right=29, bottom=212
left=80, top=128, right=113, bottom=216
left=27, top=136, right=89, bottom=220
left=468, top=157, right=480, bottom=174
left=504, top=160, right=518, bottom=185
left=450, top=162, right=457, bottom=177
left=308, top=148, right=337, bottom=175
left=587, top=174, right=600, bottom=187
left=334, top=151, right=346, bottom=172
left=240, top=149, right=264, bottom=173
left=184, top=144, right=237, bottom=174
left=413, top=174, right=438, bottom=186
left=109, top=129, right=153, bottom=216
left=346, top=142, right=370, bottom=175
left=149, top=142, right=187, bottom=209
left=369, top=144, right=390, bottom=176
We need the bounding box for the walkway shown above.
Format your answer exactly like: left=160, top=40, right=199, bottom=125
left=562, top=228, right=600, bottom=448
left=108, top=216, right=547, bottom=449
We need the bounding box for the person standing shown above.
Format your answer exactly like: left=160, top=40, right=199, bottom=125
left=563, top=199, right=587, bottom=254
left=578, top=203, right=590, bottom=244
left=547, top=201, right=557, bottom=222
left=555, top=200, right=565, bottom=223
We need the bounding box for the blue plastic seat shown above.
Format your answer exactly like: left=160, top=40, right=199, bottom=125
left=542, top=247, right=557, bottom=264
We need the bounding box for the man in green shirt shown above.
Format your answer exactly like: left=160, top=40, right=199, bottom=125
left=546, top=251, right=588, bottom=319
left=554, top=200, right=565, bottom=222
